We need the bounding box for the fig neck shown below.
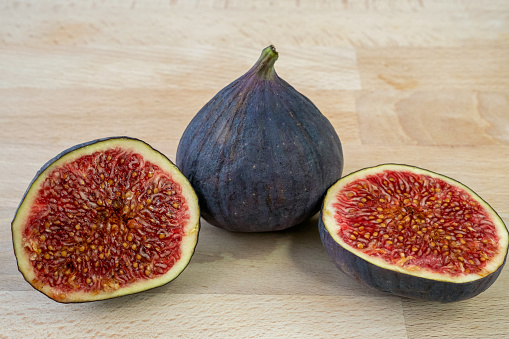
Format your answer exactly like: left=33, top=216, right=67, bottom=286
left=250, top=45, right=278, bottom=80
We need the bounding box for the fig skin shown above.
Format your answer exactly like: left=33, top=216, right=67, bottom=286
left=319, top=164, right=509, bottom=302
left=176, top=46, right=344, bottom=232
left=12, top=137, right=200, bottom=303
left=319, top=216, right=506, bottom=302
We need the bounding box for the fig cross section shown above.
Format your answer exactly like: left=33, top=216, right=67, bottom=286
left=12, top=137, right=200, bottom=302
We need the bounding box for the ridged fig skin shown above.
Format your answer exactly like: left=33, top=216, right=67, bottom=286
left=319, top=216, right=506, bottom=302
left=176, top=46, right=343, bottom=232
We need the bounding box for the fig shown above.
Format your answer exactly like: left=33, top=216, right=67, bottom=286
left=176, top=45, right=343, bottom=232
left=12, top=137, right=200, bottom=302
left=319, top=164, right=508, bottom=302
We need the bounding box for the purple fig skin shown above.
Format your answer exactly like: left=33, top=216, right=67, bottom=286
left=176, top=46, right=344, bottom=232
left=319, top=214, right=506, bottom=302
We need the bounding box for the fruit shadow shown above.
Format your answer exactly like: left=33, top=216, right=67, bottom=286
left=284, top=215, right=337, bottom=279
left=284, top=215, right=385, bottom=297
left=190, top=221, right=282, bottom=263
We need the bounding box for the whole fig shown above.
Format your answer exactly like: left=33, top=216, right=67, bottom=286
left=176, top=45, right=343, bottom=232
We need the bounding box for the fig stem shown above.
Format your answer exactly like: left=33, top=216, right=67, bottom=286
left=251, top=45, right=278, bottom=80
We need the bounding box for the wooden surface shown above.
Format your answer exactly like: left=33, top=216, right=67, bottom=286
left=1, top=0, right=509, bottom=337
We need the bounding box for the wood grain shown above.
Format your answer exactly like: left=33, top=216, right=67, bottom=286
left=1, top=0, right=509, bottom=338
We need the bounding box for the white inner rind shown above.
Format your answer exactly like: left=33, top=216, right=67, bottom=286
left=321, top=164, right=509, bottom=283
left=12, top=138, right=200, bottom=302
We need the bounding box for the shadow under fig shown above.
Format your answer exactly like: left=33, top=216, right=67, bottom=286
left=190, top=221, right=282, bottom=263
left=284, top=214, right=388, bottom=297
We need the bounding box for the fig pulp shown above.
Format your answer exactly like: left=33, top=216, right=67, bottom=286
left=319, top=164, right=508, bottom=302
left=12, top=137, right=200, bottom=302
left=176, top=45, right=343, bottom=232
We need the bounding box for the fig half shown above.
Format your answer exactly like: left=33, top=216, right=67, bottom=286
left=319, top=164, right=508, bottom=302
left=12, top=137, right=200, bottom=302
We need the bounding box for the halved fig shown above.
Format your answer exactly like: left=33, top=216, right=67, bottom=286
left=12, top=137, right=200, bottom=303
left=319, top=164, right=508, bottom=302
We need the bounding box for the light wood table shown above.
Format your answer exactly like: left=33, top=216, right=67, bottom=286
left=1, top=1, right=508, bottom=337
